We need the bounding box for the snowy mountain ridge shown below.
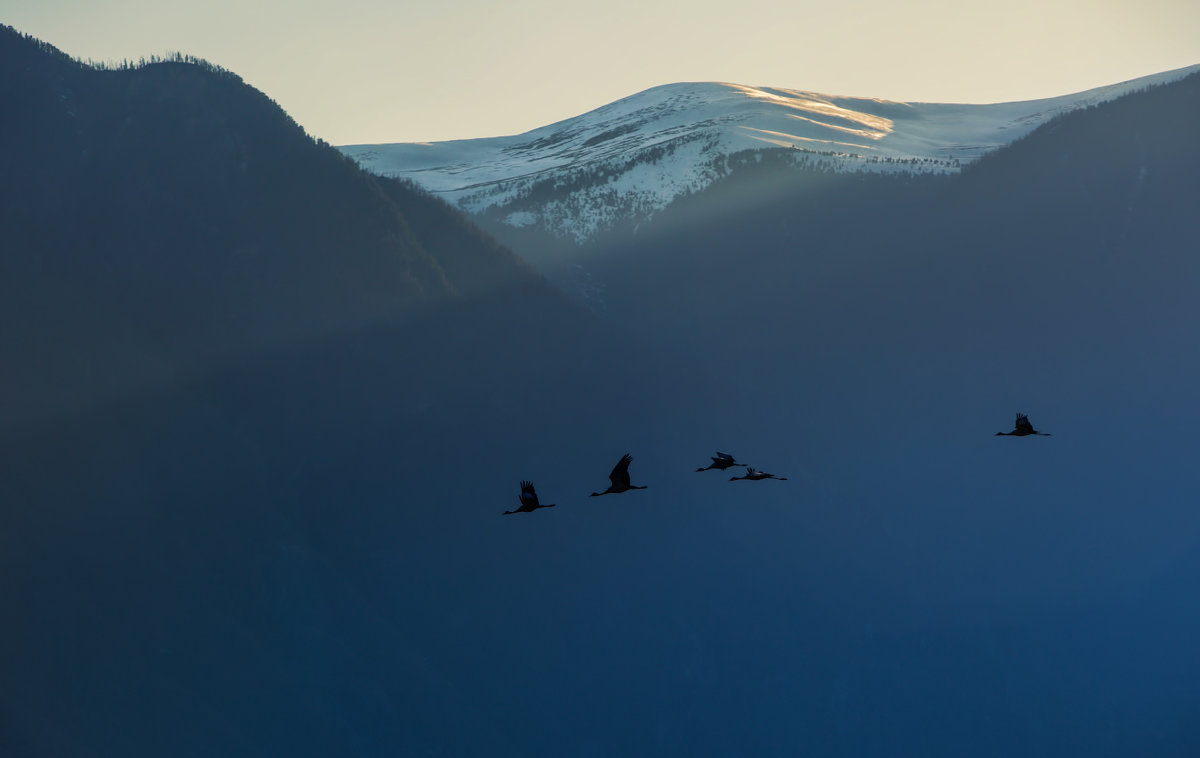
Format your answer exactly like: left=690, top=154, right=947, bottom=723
left=341, top=66, right=1200, bottom=243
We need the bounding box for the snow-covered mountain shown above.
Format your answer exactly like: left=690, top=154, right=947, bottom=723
left=341, top=66, right=1199, bottom=243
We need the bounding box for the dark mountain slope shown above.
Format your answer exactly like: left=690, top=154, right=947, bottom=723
left=0, top=27, right=719, bottom=757
left=0, top=24, right=567, bottom=432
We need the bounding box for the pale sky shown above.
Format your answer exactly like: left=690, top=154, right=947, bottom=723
left=5, top=0, right=1199, bottom=145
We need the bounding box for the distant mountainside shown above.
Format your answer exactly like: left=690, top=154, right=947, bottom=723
left=573, top=63, right=1200, bottom=424
left=341, top=66, right=1199, bottom=244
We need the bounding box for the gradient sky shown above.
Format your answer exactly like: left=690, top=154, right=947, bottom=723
left=6, top=0, right=1199, bottom=145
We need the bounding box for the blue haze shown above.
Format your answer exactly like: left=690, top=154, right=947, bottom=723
left=3, top=32, right=1200, bottom=756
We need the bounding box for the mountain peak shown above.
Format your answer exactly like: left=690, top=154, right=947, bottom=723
left=341, top=65, right=1200, bottom=243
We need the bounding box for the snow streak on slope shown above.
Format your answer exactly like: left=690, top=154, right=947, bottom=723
left=341, top=66, right=1199, bottom=243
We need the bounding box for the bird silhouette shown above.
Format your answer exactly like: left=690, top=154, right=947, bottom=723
left=730, top=467, right=787, bottom=482
left=503, top=480, right=556, bottom=515
left=590, top=453, right=647, bottom=496
left=995, top=413, right=1051, bottom=437
left=696, top=451, right=746, bottom=472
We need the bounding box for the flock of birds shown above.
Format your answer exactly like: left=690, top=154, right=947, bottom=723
left=504, top=412, right=1050, bottom=515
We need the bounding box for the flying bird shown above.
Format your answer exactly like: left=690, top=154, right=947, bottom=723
left=995, top=413, right=1051, bottom=437
left=696, top=451, right=746, bottom=472
left=503, top=480, right=556, bottom=515
left=590, top=453, right=647, bottom=496
left=730, top=467, right=788, bottom=482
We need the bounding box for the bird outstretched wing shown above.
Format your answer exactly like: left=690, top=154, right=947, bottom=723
left=609, top=454, right=634, bottom=488
left=714, top=451, right=735, bottom=462
left=519, top=480, right=540, bottom=508
left=1014, top=413, right=1033, bottom=432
